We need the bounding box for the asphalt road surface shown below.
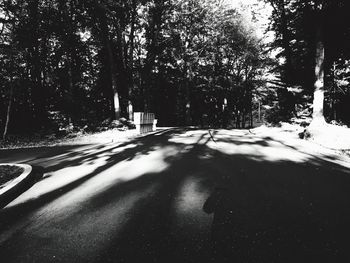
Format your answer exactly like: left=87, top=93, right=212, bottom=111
left=0, top=128, right=350, bottom=262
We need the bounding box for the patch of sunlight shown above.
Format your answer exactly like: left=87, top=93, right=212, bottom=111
left=214, top=129, right=248, bottom=136
left=37, top=145, right=176, bottom=210
left=8, top=181, right=162, bottom=261
left=35, top=145, right=119, bottom=168
left=198, top=153, right=212, bottom=160
left=72, top=145, right=186, bottom=205
left=109, top=150, right=170, bottom=182
left=132, top=144, right=191, bottom=162
left=55, top=150, right=168, bottom=209
left=110, top=143, right=138, bottom=153
left=6, top=148, right=171, bottom=234
left=11, top=143, right=181, bottom=215
left=208, top=140, right=309, bottom=163
left=172, top=175, right=212, bottom=233
left=6, top=156, right=111, bottom=209
left=214, top=135, right=264, bottom=144
left=169, top=130, right=209, bottom=145
left=81, top=182, right=160, bottom=261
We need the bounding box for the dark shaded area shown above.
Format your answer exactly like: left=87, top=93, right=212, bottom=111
left=203, top=170, right=348, bottom=262
left=0, top=129, right=349, bottom=262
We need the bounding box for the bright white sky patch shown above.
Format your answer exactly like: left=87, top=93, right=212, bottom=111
left=225, top=0, right=274, bottom=43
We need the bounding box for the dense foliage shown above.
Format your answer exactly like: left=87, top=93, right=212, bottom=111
left=0, top=0, right=266, bottom=137
left=263, top=0, right=350, bottom=125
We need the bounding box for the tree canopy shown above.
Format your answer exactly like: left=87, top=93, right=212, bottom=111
left=1, top=0, right=350, bottom=138
left=0, top=0, right=267, bottom=137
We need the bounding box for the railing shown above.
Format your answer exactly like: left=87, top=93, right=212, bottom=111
left=134, top=112, right=157, bottom=134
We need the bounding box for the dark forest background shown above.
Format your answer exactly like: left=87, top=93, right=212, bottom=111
left=1, top=0, right=350, bottom=138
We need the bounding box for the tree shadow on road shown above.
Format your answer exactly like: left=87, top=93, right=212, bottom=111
left=0, top=129, right=350, bottom=263
left=0, top=129, right=183, bottom=226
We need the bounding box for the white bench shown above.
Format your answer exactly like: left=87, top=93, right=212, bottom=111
left=134, top=112, right=157, bottom=134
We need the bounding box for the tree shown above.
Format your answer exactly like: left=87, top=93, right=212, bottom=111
left=311, top=1, right=326, bottom=126
left=0, top=0, right=268, bottom=136
left=263, top=0, right=350, bottom=126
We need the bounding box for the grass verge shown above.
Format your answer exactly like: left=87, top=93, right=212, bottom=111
left=0, top=165, right=24, bottom=189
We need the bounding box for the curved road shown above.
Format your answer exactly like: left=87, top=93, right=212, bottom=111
left=0, top=129, right=350, bottom=262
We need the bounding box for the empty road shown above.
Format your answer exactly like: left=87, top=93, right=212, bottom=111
left=0, top=128, right=350, bottom=262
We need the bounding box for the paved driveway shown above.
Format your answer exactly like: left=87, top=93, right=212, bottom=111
left=0, top=129, right=350, bottom=262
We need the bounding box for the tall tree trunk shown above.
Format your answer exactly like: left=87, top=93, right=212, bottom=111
left=306, top=1, right=328, bottom=138
left=279, top=0, right=294, bottom=85
left=66, top=53, right=74, bottom=124
left=106, top=40, right=121, bottom=120
left=28, top=0, right=45, bottom=128
left=250, top=107, right=253, bottom=128
left=66, top=0, right=76, bottom=124
left=115, top=18, right=129, bottom=119
left=126, top=0, right=137, bottom=119
left=242, top=111, right=246, bottom=129
left=142, top=1, right=164, bottom=112
left=129, top=0, right=136, bottom=72
left=311, top=26, right=326, bottom=125
left=3, top=80, right=14, bottom=140
left=95, top=2, right=121, bottom=120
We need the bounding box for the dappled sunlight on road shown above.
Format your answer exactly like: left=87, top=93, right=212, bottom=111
left=1, top=128, right=350, bottom=262
left=207, top=131, right=311, bottom=163
left=209, top=140, right=309, bottom=163
left=168, top=130, right=209, bottom=145
left=172, top=173, right=212, bottom=235
left=2, top=181, right=162, bottom=262
left=5, top=160, right=110, bottom=209
left=4, top=143, right=179, bottom=213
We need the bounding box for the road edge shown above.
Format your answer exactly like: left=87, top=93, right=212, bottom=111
left=0, top=163, right=33, bottom=208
